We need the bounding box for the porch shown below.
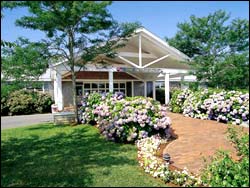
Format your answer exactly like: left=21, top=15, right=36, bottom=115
left=57, top=68, right=193, bottom=109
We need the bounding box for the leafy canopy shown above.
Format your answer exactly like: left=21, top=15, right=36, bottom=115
left=1, top=37, right=50, bottom=82
left=166, top=10, right=249, bottom=90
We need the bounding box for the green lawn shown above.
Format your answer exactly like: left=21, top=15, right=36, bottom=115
left=1, top=123, right=167, bottom=187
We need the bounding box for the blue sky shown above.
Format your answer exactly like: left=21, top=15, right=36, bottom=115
left=1, top=1, right=249, bottom=42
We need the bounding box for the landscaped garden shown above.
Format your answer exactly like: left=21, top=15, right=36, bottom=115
left=1, top=1, right=249, bottom=187
left=2, top=92, right=249, bottom=187
left=79, top=92, right=249, bottom=187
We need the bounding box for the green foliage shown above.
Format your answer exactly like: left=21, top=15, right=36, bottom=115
left=169, top=89, right=184, bottom=113
left=7, top=90, right=35, bottom=115
left=188, top=82, right=199, bottom=91
left=1, top=37, right=50, bottom=82
left=227, top=126, right=249, bottom=157
left=212, top=53, right=249, bottom=90
left=6, top=90, right=53, bottom=115
left=34, top=92, right=54, bottom=113
left=201, top=126, right=249, bottom=187
left=1, top=40, right=15, bottom=48
left=166, top=10, right=249, bottom=90
left=1, top=83, right=24, bottom=115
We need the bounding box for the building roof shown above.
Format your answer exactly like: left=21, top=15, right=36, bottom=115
left=52, top=27, right=191, bottom=70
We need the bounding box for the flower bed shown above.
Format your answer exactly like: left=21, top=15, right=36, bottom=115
left=136, top=135, right=203, bottom=187
left=80, top=92, right=172, bottom=143
left=169, top=89, right=249, bottom=126
left=80, top=92, right=206, bottom=186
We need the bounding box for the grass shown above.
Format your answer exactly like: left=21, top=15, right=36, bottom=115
left=1, top=123, right=167, bottom=187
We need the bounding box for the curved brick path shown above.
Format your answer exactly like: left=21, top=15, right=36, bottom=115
left=164, top=112, right=249, bottom=175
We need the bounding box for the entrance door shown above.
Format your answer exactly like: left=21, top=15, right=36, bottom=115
left=76, top=84, right=83, bottom=105
left=134, top=81, right=144, bottom=96
left=146, top=81, right=153, bottom=98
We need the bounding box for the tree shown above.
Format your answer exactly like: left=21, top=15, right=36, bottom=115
left=1, top=37, right=50, bottom=83
left=166, top=10, right=249, bottom=89
left=5, top=1, right=140, bottom=122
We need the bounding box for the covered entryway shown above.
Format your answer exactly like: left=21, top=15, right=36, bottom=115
left=52, top=27, right=195, bottom=110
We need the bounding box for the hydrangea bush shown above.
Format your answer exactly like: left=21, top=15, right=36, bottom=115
left=136, top=135, right=203, bottom=187
left=80, top=92, right=172, bottom=143
left=169, top=89, right=249, bottom=126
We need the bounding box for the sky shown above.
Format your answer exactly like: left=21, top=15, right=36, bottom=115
left=1, top=1, right=249, bottom=43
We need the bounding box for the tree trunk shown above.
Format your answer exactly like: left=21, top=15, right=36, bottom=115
left=71, top=66, right=78, bottom=123
left=68, top=29, right=79, bottom=124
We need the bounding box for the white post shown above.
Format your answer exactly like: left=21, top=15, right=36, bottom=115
left=57, top=72, right=63, bottom=111
left=53, top=70, right=58, bottom=103
left=139, top=33, right=142, bottom=68
left=131, top=81, right=134, bottom=97
left=109, top=70, right=113, bottom=93
left=144, top=81, right=147, bottom=97
left=165, top=73, right=170, bottom=104
left=42, top=83, right=45, bottom=93
left=153, top=81, right=156, bottom=100
left=181, top=75, right=185, bottom=89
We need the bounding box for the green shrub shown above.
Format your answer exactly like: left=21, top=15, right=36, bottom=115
left=169, top=88, right=189, bottom=113
left=34, top=92, right=53, bottom=113
left=7, top=90, right=36, bottom=115
left=1, top=97, right=9, bottom=115
left=1, top=83, right=23, bottom=115
left=201, top=126, right=249, bottom=187
left=6, top=90, right=53, bottom=115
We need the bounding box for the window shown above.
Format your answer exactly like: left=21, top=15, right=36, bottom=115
left=80, top=81, right=127, bottom=95
left=156, top=81, right=164, bottom=89
left=126, top=82, right=132, bottom=97
left=76, top=86, right=82, bottom=96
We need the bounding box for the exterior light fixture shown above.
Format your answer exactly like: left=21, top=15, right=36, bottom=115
left=163, top=153, right=171, bottom=163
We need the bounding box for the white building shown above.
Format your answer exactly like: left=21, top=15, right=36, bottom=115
left=12, top=28, right=197, bottom=111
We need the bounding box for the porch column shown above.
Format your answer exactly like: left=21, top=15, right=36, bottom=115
left=56, top=71, right=63, bottom=111
left=165, top=73, right=170, bottom=104
left=109, top=70, right=113, bottom=93
left=53, top=70, right=58, bottom=104
left=42, top=83, right=45, bottom=93
left=153, top=81, right=156, bottom=100
left=144, top=81, right=147, bottom=97
left=181, top=75, right=185, bottom=89
left=131, top=81, right=134, bottom=97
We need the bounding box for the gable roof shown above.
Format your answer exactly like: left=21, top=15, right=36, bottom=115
left=135, top=27, right=190, bottom=61
left=52, top=27, right=191, bottom=70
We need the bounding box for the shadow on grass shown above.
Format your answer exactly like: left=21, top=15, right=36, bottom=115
left=25, top=124, right=75, bottom=131
left=1, top=126, right=137, bottom=187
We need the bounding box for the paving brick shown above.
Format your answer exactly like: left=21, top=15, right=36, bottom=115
left=164, top=112, right=249, bottom=175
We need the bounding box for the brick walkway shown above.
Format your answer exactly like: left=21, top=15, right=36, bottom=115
left=164, top=112, right=249, bottom=175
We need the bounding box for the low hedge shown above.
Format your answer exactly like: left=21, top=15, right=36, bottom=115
left=4, top=90, right=53, bottom=115
left=201, top=126, right=249, bottom=187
